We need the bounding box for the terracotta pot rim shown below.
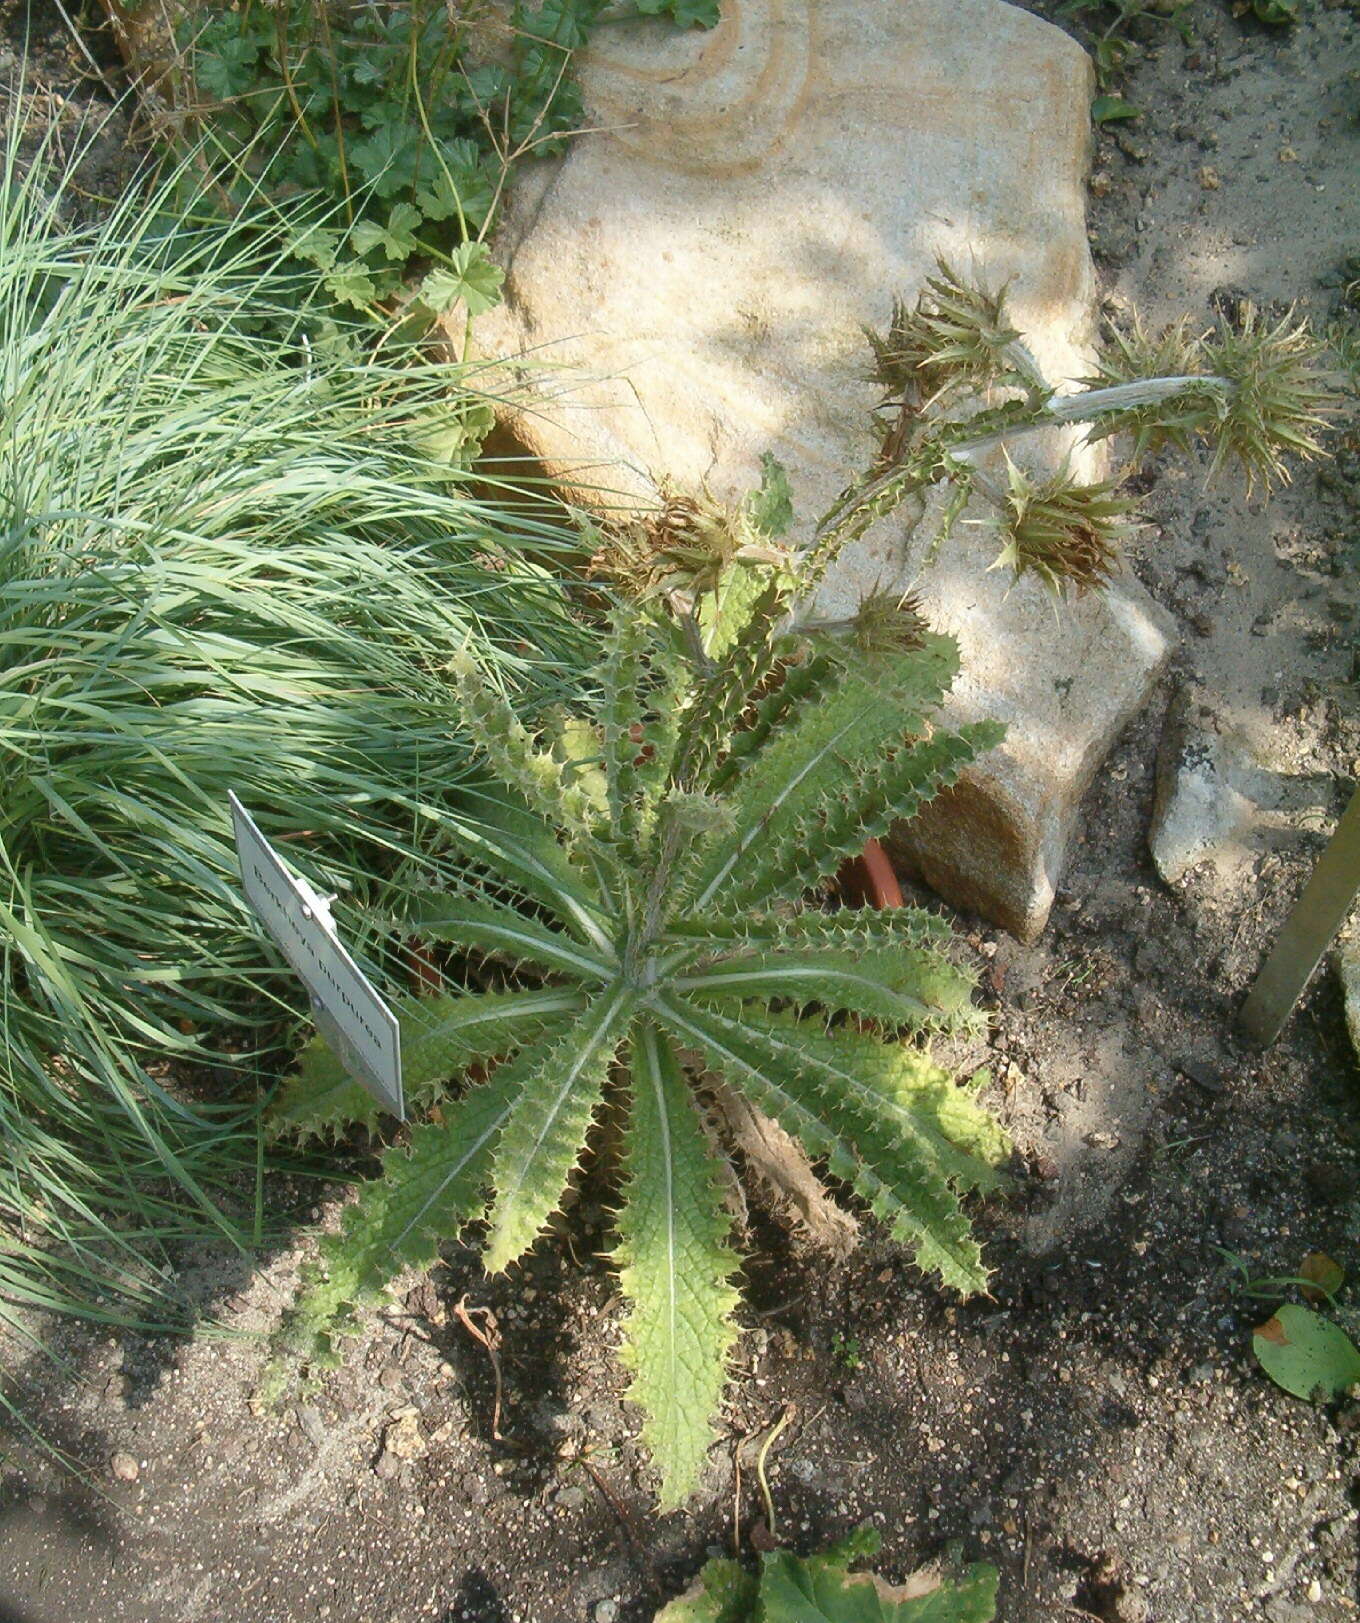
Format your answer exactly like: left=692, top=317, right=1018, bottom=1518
left=846, top=837, right=904, bottom=911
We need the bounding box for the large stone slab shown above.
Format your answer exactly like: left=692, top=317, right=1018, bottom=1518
left=475, top=0, right=1175, bottom=939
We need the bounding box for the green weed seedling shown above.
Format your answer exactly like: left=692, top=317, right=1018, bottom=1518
left=1217, top=1249, right=1360, bottom=1401
left=167, top=0, right=718, bottom=322
left=654, top=1524, right=998, bottom=1623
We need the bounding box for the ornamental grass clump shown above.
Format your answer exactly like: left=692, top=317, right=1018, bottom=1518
left=0, top=121, right=588, bottom=1327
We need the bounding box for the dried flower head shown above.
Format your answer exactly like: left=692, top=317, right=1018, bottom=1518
left=798, top=590, right=930, bottom=660
left=1079, top=316, right=1208, bottom=450
left=865, top=260, right=1021, bottom=400
left=1201, top=305, right=1336, bottom=491
left=587, top=490, right=790, bottom=601
left=991, top=458, right=1132, bottom=595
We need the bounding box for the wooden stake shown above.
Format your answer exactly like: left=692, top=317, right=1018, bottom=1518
left=1240, top=783, right=1360, bottom=1046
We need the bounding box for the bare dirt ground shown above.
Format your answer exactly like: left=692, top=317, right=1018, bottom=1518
left=3, top=3, right=1360, bottom=1621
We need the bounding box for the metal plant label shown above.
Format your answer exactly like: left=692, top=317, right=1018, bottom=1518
left=230, top=792, right=403, bottom=1119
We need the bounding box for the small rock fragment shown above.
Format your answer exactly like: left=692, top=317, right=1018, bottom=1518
left=382, top=1407, right=427, bottom=1462
left=1337, top=941, right=1360, bottom=1066
left=110, top=1451, right=139, bottom=1483
left=1149, top=687, right=1328, bottom=886
left=295, top=1405, right=326, bottom=1448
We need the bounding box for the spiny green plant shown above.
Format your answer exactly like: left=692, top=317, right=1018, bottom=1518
left=263, top=258, right=1338, bottom=1505
left=0, top=118, right=589, bottom=1330
left=837, top=261, right=1335, bottom=595
left=146, top=0, right=718, bottom=323
left=267, top=551, right=1009, bottom=1504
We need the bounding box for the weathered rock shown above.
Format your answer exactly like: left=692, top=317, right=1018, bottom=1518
left=476, top=0, right=1175, bottom=939
left=1337, top=941, right=1360, bottom=1066
left=1149, top=687, right=1333, bottom=885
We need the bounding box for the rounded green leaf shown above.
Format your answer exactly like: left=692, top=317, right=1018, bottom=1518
left=1253, top=1305, right=1360, bottom=1400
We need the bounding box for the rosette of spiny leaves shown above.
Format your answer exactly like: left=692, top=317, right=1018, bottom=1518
left=267, top=579, right=1007, bottom=1507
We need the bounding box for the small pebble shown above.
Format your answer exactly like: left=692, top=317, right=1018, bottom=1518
left=595, top=1601, right=619, bottom=1623
left=110, top=1452, right=139, bottom=1483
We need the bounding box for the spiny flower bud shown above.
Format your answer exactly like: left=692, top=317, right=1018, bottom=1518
left=991, top=457, right=1130, bottom=595
left=850, top=590, right=929, bottom=656
left=864, top=260, right=1021, bottom=400
left=1202, top=305, right=1336, bottom=492
left=587, top=490, right=790, bottom=601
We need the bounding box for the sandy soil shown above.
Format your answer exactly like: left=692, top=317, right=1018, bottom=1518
left=2, top=3, right=1360, bottom=1621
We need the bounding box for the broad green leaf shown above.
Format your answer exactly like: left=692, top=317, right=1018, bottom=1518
left=614, top=1022, right=740, bottom=1507
left=1091, top=95, right=1140, bottom=124
left=745, top=451, right=794, bottom=538
left=654, top=1528, right=997, bottom=1623
left=1300, top=1252, right=1345, bottom=1302
left=409, top=398, right=496, bottom=467
left=1253, top=1305, right=1360, bottom=1400
left=349, top=126, right=419, bottom=195
left=324, top=262, right=378, bottom=311
left=420, top=242, right=506, bottom=318
left=286, top=224, right=341, bottom=273
left=654, top=1558, right=758, bottom=1623
left=195, top=36, right=261, bottom=101
left=760, top=1545, right=998, bottom=1621
left=350, top=203, right=421, bottom=264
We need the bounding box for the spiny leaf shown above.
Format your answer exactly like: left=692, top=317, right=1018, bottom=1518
left=744, top=451, right=794, bottom=539
left=442, top=795, right=612, bottom=954
left=676, top=943, right=980, bottom=1035
left=672, top=906, right=954, bottom=951
left=400, top=890, right=617, bottom=982
left=708, top=648, right=842, bottom=794
left=669, top=580, right=790, bottom=792
left=271, top=985, right=585, bottom=1142
left=264, top=1061, right=525, bottom=1385
left=482, top=984, right=635, bottom=1272
left=722, top=719, right=1002, bottom=913
left=688, top=634, right=966, bottom=909
left=451, top=653, right=603, bottom=837
left=614, top=1021, right=740, bottom=1507
left=658, top=998, right=996, bottom=1295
